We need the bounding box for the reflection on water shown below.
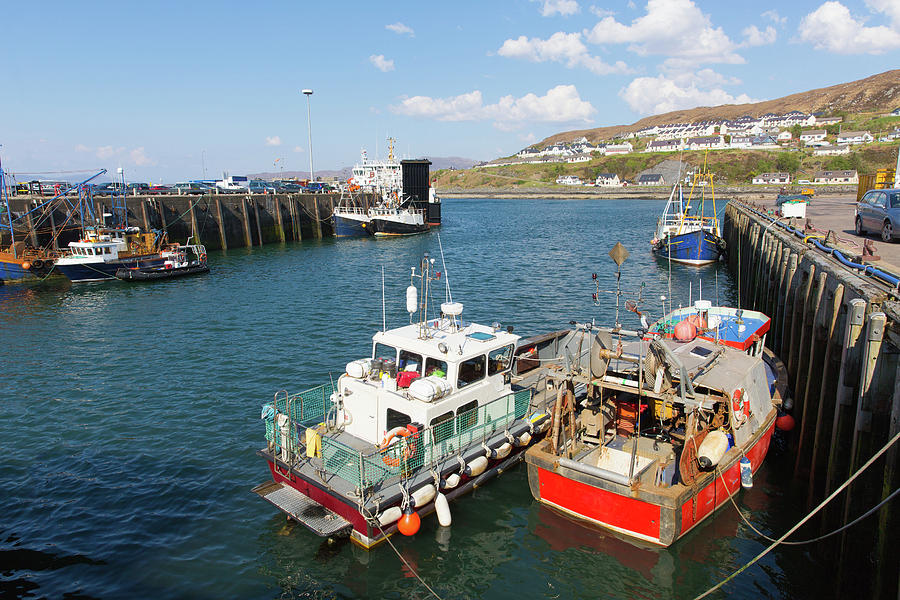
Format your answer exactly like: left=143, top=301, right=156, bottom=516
left=0, top=198, right=832, bottom=599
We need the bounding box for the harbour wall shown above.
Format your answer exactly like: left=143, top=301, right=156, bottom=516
left=5, top=192, right=379, bottom=250
left=723, top=201, right=899, bottom=600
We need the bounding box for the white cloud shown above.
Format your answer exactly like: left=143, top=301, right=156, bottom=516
left=762, top=9, right=786, bottom=25
left=392, top=84, right=596, bottom=131
left=74, top=144, right=90, bottom=153
left=498, top=31, right=630, bottom=75
left=386, top=22, right=414, bottom=36
left=265, top=136, right=282, bottom=146
left=520, top=132, right=538, bottom=143
left=741, top=24, right=776, bottom=46
left=369, top=54, right=395, bottom=72
left=293, top=146, right=304, bottom=153
left=585, top=0, right=743, bottom=67
left=798, top=1, right=900, bottom=53
left=130, top=147, right=154, bottom=167
left=620, top=70, right=758, bottom=115
left=96, top=145, right=123, bottom=160
left=533, top=0, right=580, bottom=16
left=590, top=6, right=614, bottom=18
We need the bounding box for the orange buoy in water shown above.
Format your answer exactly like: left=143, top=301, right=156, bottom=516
left=775, top=414, right=796, bottom=432
left=674, top=319, right=697, bottom=342
left=21, top=262, right=32, bottom=271
left=397, top=507, right=420, bottom=536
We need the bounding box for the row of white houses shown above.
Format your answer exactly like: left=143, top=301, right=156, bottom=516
left=752, top=170, right=859, bottom=185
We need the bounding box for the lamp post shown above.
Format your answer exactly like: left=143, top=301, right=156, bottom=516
left=302, top=88, right=314, bottom=183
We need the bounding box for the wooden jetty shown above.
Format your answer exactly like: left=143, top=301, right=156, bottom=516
left=723, top=200, right=899, bottom=600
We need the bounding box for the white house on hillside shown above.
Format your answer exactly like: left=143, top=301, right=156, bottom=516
left=816, top=116, right=842, bottom=126
left=777, top=131, right=793, bottom=141
left=595, top=173, right=620, bottom=187
left=814, top=170, right=858, bottom=184
left=752, top=173, right=791, bottom=185
left=604, top=142, right=633, bottom=155
left=813, top=145, right=850, bottom=156
left=687, top=135, right=726, bottom=150
left=645, top=139, right=684, bottom=152
left=799, top=130, right=827, bottom=144
left=556, top=175, right=583, bottom=185
left=836, top=131, right=873, bottom=145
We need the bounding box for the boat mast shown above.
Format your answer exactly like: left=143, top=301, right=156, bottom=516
left=0, top=148, right=14, bottom=258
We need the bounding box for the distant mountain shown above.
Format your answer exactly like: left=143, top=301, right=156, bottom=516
left=533, top=69, right=900, bottom=149
left=248, top=156, right=479, bottom=181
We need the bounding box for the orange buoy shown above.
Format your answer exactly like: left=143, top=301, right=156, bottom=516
left=674, top=319, right=697, bottom=342
left=21, top=261, right=32, bottom=271
left=397, top=507, right=420, bottom=536
left=687, top=313, right=707, bottom=329
left=775, top=414, right=796, bottom=432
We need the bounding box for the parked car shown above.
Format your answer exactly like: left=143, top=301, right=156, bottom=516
left=855, top=188, right=900, bottom=242
left=174, top=182, right=212, bottom=195
left=146, top=185, right=175, bottom=195
left=127, top=183, right=150, bottom=194
left=248, top=180, right=276, bottom=194
left=92, top=182, right=126, bottom=196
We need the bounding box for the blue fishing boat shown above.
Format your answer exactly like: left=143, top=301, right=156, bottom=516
left=651, top=159, right=725, bottom=266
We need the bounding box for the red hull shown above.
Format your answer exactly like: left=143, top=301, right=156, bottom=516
left=530, top=419, right=775, bottom=546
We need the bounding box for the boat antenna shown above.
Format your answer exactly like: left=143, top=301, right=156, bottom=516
left=382, top=265, right=386, bottom=332
left=437, top=233, right=452, bottom=303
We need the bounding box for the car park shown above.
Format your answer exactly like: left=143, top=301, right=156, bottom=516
left=146, top=185, right=175, bottom=195
left=855, top=188, right=900, bottom=242
left=175, top=182, right=212, bottom=195
left=248, top=180, right=276, bottom=194
left=127, top=183, right=150, bottom=194
left=92, top=182, right=126, bottom=196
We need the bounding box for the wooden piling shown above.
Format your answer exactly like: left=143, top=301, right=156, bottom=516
left=215, top=197, right=228, bottom=250
left=252, top=198, right=263, bottom=246
left=141, top=200, right=151, bottom=232
left=313, top=196, right=323, bottom=238
left=275, top=197, right=285, bottom=242
left=240, top=197, right=253, bottom=247
left=794, top=271, right=828, bottom=476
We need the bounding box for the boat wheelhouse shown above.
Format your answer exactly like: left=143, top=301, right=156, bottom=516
left=54, top=226, right=164, bottom=282
left=255, top=254, right=549, bottom=548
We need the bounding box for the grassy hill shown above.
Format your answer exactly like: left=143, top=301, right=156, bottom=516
left=534, top=69, right=900, bottom=148
left=433, top=139, right=899, bottom=190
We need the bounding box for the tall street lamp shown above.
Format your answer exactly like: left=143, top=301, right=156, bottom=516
left=302, top=89, right=314, bottom=182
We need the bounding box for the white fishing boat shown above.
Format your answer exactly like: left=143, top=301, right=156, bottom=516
left=254, top=252, right=550, bottom=548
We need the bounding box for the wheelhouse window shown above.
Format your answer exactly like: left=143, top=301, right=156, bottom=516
left=456, top=400, right=479, bottom=432
left=398, top=349, right=423, bottom=373
left=386, top=408, right=411, bottom=431
left=373, top=343, right=397, bottom=362
left=457, top=355, right=485, bottom=388
left=488, top=344, right=515, bottom=376
left=424, top=357, right=447, bottom=378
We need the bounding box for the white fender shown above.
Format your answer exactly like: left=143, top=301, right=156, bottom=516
left=465, top=456, right=488, bottom=477
left=443, top=473, right=461, bottom=489
left=517, top=431, right=532, bottom=446
left=377, top=506, right=402, bottom=526
left=495, top=442, right=512, bottom=459
left=697, top=430, right=729, bottom=469
left=411, top=484, right=436, bottom=508
left=435, top=492, right=451, bottom=527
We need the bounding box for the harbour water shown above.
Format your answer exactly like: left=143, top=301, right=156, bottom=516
left=2, top=198, right=835, bottom=599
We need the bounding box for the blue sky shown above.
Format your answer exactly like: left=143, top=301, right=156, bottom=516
left=3, top=0, right=899, bottom=183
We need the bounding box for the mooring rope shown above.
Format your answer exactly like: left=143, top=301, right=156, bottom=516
left=695, top=429, right=900, bottom=599
left=359, top=506, right=444, bottom=600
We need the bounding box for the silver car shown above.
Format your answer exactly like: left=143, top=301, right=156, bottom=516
left=855, top=188, right=900, bottom=242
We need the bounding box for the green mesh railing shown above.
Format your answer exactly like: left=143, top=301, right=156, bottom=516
left=264, top=382, right=333, bottom=452
left=263, top=385, right=532, bottom=490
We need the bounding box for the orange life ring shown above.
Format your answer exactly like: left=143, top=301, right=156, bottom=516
left=199, top=253, right=207, bottom=262
left=380, top=427, right=415, bottom=467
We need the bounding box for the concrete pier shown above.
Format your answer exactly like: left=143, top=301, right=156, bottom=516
left=723, top=200, right=900, bottom=600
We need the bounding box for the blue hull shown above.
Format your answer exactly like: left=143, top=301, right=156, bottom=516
left=654, top=230, right=724, bottom=266
left=56, top=257, right=164, bottom=282
left=0, top=260, right=35, bottom=284
left=332, top=215, right=371, bottom=238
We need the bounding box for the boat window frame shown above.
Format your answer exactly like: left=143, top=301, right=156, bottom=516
left=424, top=357, right=448, bottom=378
left=430, top=411, right=454, bottom=443
left=373, top=342, right=397, bottom=363
left=386, top=408, right=411, bottom=431
left=455, top=400, right=479, bottom=432
left=398, top=349, right=423, bottom=374
left=488, top=344, right=515, bottom=376
left=456, top=354, right=486, bottom=388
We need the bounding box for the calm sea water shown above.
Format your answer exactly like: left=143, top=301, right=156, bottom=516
left=1, top=198, right=834, bottom=599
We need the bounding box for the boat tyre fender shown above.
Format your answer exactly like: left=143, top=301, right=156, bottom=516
left=31, top=259, right=44, bottom=270
left=379, top=427, right=415, bottom=467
